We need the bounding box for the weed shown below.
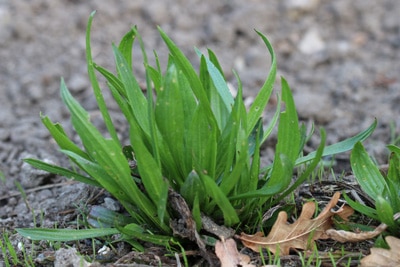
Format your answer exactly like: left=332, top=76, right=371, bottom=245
left=345, top=142, right=400, bottom=234
left=16, top=11, right=376, bottom=262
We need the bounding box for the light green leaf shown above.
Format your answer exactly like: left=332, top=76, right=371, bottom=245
left=247, top=30, right=276, bottom=135
left=112, top=45, right=149, bottom=135
left=376, top=195, right=395, bottom=226
left=296, top=119, right=377, bottom=165
left=265, top=77, right=300, bottom=192
left=23, top=158, right=100, bottom=187
left=118, top=27, right=136, bottom=71
left=121, top=224, right=171, bottom=246
left=41, top=115, right=89, bottom=160
left=60, top=80, right=169, bottom=232
left=85, top=11, right=119, bottom=145
left=16, top=228, right=119, bottom=241
left=343, top=192, right=378, bottom=220
left=196, top=47, right=234, bottom=112
left=351, top=142, right=387, bottom=198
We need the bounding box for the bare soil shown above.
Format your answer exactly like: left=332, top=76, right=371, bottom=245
left=0, top=0, right=399, bottom=266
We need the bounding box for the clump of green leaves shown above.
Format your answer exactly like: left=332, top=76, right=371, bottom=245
left=18, top=11, right=376, bottom=248
left=346, top=142, right=400, bottom=233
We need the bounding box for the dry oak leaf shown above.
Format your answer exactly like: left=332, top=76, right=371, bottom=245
left=215, top=238, right=255, bottom=267
left=360, top=236, right=400, bottom=267
left=238, top=192, right=353, bottom=255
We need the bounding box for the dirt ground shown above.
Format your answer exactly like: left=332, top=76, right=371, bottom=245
left=0, top=0, right=399, bottom=265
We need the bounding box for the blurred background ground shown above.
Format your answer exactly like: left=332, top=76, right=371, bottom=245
left=0, top=0, right=399, bottom=264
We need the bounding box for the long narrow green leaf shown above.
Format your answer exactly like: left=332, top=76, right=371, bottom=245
left=158, top=27, right=217, bottom=129
left=296, top=119, right=377, bottom=165
left=195, top=47, right=234, bottom=112
left=86, top=11, right=120, bottom=145
left=118, top=27, right=136, bottom=71
left=265, top=77, right=300, bottom=192
left=247, top=30, right=276, bottom=135
left=261, top=93, right=281, bottom=144
left=60, top=79, right=169, bottom=232
left=201, top=174, right=239, bottom=226
left=272, top=128, right=326, bottom=205
left=351, top=142, right=387, bottom=198
left=17, top=228, right=120, bottom=241
left=155, top=62, right=187, bottom=177
left=343, top=192, right=378, bottom=220
left=121, top=223, right=171, bottom=246
left=94, top=64, right=126, bottom=98
left=199, top=55, right=228, bottom=131
left=207, top=48, right=226, bottom=80
left=189, top=106, right=217, bottom=178
left=130, top=119, right=169, bottom=223
left=112, top=45, right=149, bottom=135
left=41, top=115, right=89, bottom=160
left=23, top=158, right=101, bottom=187
left=60, top=150, right=132, bottom=204
left=376, top=196, right=395, bottom=226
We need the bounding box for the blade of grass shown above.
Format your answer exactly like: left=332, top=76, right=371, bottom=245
left=247, top=30, right=276, bottom=135
left=16, top=228, right=120, bottom=241
left=155, top=62, right=187, bottom=177
left=130, top=119, right=170, bottom=223
left=113, top=45, right=150, bottom=136
left=272, top=128, right=326, bottom=205
left=201, top=174, right=239, bottom=226
left=295, top=119, right=377, bottom=165
left=264, top=77, right=300, bottom=191
left=343, top=192, right=378, bottom=220
left=41, top=115, right=89, bottom=160
left=118, top=26, right=136, bottom=71
left=86, top=11, right=120, bottom=145
left=23, top=158, right=101, bottom=187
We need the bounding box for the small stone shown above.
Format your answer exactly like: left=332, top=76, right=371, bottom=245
left=294, top=90, right=335, bottom=124
left=54, top=248, right=90, bottom=267
left=298, top=29, right=325, bottom=55
left=20, top=153, right=56, bottom=188
left=285, top=0, right=320, bottom=12
left=103, top=197, right=120, bottom=211
left=67, top=73, right=89, bottom=93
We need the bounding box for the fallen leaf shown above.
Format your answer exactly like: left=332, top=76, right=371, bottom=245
left=215, top=238, right=255, bottom=267
left=325, top=223, right=387, bottom=243
left=238, top=192, right=353, bottom=255
left=326, top=212, right=400, bottom=243
left=360, top=236, right=400, bottom=267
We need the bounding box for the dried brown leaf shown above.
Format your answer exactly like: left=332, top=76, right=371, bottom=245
left=326, top=212, right=400, bottom=243
left=215, top=238, right=255, bottom=267
left=326, top=223, right=388, bottom=243
left=238, top=192, right=353, bottom=255
left=360, top=236, right=400, bottom=267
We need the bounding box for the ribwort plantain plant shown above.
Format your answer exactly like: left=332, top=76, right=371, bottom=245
left=345, top=142, right=400, bottom=234
left=17, top=11, right=376, bottom=250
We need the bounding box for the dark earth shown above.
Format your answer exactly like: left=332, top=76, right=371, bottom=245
left=0, top=0, right=399, bottom=266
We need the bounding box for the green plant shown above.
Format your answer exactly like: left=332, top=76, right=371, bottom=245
left=345, top=142, right=400, bottom=232
left=0, top=232, right=35, bottom=267
left=17, top=11, right=376, bottom=251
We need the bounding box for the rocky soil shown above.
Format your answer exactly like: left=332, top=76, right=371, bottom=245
left=0, top=0, right=399, bottom=265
